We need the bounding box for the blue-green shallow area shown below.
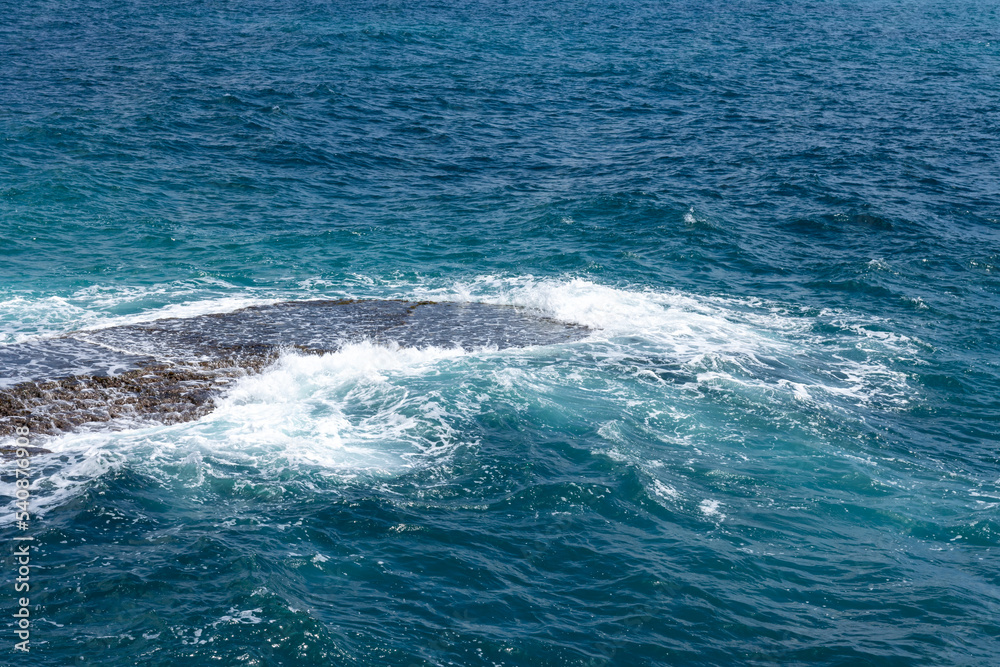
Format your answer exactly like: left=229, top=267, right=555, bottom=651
left=2, top=0, right=999, bottom=664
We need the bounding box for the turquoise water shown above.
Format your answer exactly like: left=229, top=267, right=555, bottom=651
left=2, top=0, right=1000, bottom=664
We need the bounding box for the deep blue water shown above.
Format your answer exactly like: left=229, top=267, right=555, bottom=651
left=2, top=0, right=1000, bottom=664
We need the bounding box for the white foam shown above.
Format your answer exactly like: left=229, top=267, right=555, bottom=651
left=75, top=296, right=280, bottom=332
left=406, top=276, right=789, bottom=363
left=3, top=276, right=923, bottom=414
left=0, top=295, right=92, bottom=343
left=699, top=499, right=725, bottom=519
left=0, top=274, right=926, bottom=519
left=212, top=608, right=263, bottom=626
left=0, top=435, right=125, bottom=525
left=0, top=342, right=479, bottom=522
left=0, top=279, right=280, bottom=344
left=417, top=275, right=917, bottom=409
left=652, top=479, right=680, bottom=500
left=205, top=342, right=470, bottom=466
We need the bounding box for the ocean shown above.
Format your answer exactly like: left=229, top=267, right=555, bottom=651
left=1, top=0, right=999, bottom=664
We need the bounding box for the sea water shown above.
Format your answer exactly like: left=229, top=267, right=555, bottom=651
left=1, top=0, right=999, bottom=664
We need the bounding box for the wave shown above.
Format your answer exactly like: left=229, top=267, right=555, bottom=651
left=0, top=274, right=926, bottom=525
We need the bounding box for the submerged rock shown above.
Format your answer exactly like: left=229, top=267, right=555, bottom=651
left=0, top=300, right=586, bottom=437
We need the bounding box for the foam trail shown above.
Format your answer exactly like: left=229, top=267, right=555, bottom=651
left=401, top=276, right=917, bottom=409
left=0, top=280, right=280, bottom=344
left=205, top=342, right=471, bottom=469
left=0, top=276, right=923, bottom=525
left=0, top=342, right=476, bottom=522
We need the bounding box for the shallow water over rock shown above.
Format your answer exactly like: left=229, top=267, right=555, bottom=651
left=0, top=300, right=586, bottom=438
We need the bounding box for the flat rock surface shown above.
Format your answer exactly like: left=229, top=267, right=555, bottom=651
left=0, top=300, right=587, bottom=438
